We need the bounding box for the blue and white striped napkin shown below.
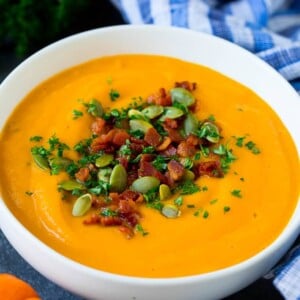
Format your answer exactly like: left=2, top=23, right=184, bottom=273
left=110, top=1, right=300, bottom=298
left=111, top=0, right=300, bottom=93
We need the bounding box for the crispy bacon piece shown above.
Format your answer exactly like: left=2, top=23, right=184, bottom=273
left=163, top=124, right=183, bottom=143
left=119, top=226, right=134, bottom=239
left=83, top=213, right=100, bottom=225
left=186, top=134, right=200, bottom=146
left=161, top=145, right=177, bottom=157
left=118, top=199, right=137, bottom=214
left=117, top=156, right=129, bottom=170
left=177, top=141, right=196, bottom=157
left=100, top=216, right=122, bottom=226
left=119, top=190, right=140, bottom=202
left=138, top=160, right=166, bottom=183
left=167, top=160, right=185, bottom=181
left=147, top=88, right=172, bottom=106
left=164, top=118, right=178, bottom=129
left=144, top=127, right=161, bottom=147
left=112, top=129, right=130, bottom=146
left=198, top=160, right=224, bottom=178
left=91, top=118, right=106, bottom=135
left=175, top=81, right=197, bottom=91
left=75, top=167, right=90, bottom=182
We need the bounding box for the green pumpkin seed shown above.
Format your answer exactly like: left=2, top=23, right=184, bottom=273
left=72, top=193, right=92, bottom=217
left=32, top=153, right=50, bottom=170
left=89, top=99, right=104, bottom=117
left=97, top=168, right=112, bottom=182
left=58, top=180, right=86, bottom=191
left=182, top=169, right=195, bottom=181
left=128, top=109, right=147, bottom=120
left=183, top=113, right=198, bottom=136
left=198, top=121, right=220, bottom=143
left=160, top=107, right=184, bottom=121
left=109, top=164, right=127, bottom=192
left=159, top=184, right=171, bottom=201
left=161, top=204, right=179, bottom=218
left=95, top=154, right=114, bottom=168
left=142, top=105, right=164, bottom=119
left=131, top=176, right=160, bottom=194
left=49, top=156, right=72, bottom=170
left=129, top=119, right=153, bottom=133
left=170, top=87, right=195, bottom=107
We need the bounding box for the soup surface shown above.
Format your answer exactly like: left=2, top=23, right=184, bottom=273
left=0, top=55, right=299, bottom=278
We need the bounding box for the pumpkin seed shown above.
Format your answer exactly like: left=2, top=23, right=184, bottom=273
left=109, top=164, right=127, bottom=192
left=32, top=153, right=50, bottom=170
left=182, top=169, right=195, bottom=181
left=159, top=107, right=184, bottom=121
left=128, top=109, right=147, bottom=120
left=58, top=180, right=86, bottom=191
left=142, top=105, right=164, bottom=119
left=129, top=119, right=153, bottom=133
left=159, top=184, right=171, bottom=201
left=72, top=193, right=92, bottom=217
left=49, top=156, right=72, bottom=170
left=131, top=176, right=160, bottom=194
left=161, top=204, right=179, bottom=218
left=198, top=121, right=220, bottom=143
left=170, top=87, right=195, bottom=107
left=183, top=113, right=198, bottom=136
left=95, top=154, right=114, bottom=168
left=89, top=99, right=104, bottom=117
left=97, top=168, right=112, bottom=182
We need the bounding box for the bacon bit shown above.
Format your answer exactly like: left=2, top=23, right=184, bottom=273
left=118, top=199, right=137, bottom=214
left=147, top=88, right=172, bottom=106
left=91, top=196, right=106, bottom=209
left=161, top=145, right=177, bottom=157
left=109, top=193, right=120, bottom=204
left=144, top=127, right=161, bottom=147
left=119, top=226, right=134, bottom=239
left=167, top=160, right=185, bottom=181
left=75, top=167, right=90, bottom=182
left=130, top=142, right=144, bottom=154
left=135, top=193, right=144, bottom=203
left=119, top=190, right=140, bottom=201
left=165, top=171, right=175, bottom=188
left=177, top=141, right=197, bottom=157
left=156, top=137, right=172, bottom=151
left=164, top=118, right=178, bottom=129
left=186, top=134, right=200, bottom=146
left=140, top=154, right=154, bottom=163
left=91, top=118, right=106, bottom=135
left=175, top=81, right=197, bottom=91
left=127, top=171, right=139, bottom=186
left=112, top=129, right=130, bottom=147
left=83, top=213, right=100, bottom=225
left=138, top=160, right=166, bottom=183
left=117, top=156, right=129, bottom=170
left=123, top=212, right=140, bottom=227
left=163, top=125, right=183, bottom=143
left=100, top=216, right=122, bottom=226
left=198, top=160, right=224, bottom=178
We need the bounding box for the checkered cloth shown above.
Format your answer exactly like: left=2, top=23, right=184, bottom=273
left=111, top=0, right=300, bottom=93
left=110, top=1, right=300, bottom=299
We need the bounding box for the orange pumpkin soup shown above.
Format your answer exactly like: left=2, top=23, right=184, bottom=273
left=0, top=55, right=299, bottom=278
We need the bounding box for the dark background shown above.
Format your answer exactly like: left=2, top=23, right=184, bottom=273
left=0, top=0, right=295, bottom=299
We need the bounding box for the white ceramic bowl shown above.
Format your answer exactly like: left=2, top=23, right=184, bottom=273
left=0, top=25, right=299, bottom=300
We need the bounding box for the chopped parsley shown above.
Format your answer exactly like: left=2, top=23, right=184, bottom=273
left=29, top=135, right=43, bottom=142
left=231, top=189, right=242, bottom=198
left=109, top=88, right=120, bottom=101
left=72, top=109, right=83, bottom=119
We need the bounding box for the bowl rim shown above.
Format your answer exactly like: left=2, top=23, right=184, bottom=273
left=0, top=24, right=299, bottom=286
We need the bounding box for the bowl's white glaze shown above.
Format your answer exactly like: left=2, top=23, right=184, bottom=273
left=0, top=25, right=299, bottom=300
